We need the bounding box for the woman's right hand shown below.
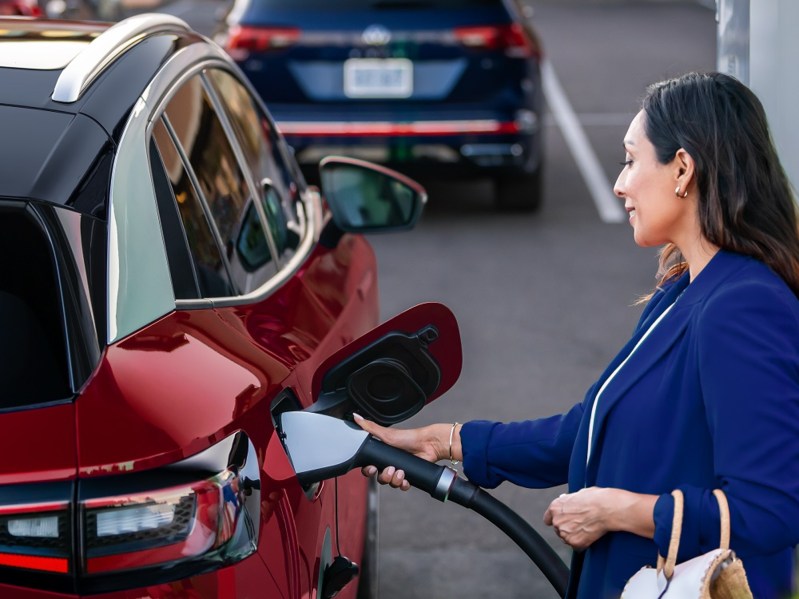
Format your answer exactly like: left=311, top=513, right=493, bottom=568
left=353, top=414, right=458, bottom=492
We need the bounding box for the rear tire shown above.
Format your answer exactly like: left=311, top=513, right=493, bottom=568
left=494, top=169, right=543, bottom=212
left=357, top=477, right=379, bottom=599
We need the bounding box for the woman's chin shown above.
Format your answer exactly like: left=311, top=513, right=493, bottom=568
left=631, top=231, right=657, bottom=248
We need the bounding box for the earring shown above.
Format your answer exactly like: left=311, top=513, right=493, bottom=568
left=675, top=186, right=688, bottom=198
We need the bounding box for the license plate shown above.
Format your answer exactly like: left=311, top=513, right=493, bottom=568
left=343, top=58, right=413, bottom=98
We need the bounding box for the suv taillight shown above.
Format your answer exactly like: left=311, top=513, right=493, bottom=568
left=0, top=432, right=260, bottom=594
left=226, top=25, right=300, bottom=60
left=0, top=500, right=72, bottom=574
left=0, top=0, right=40, bottom=15
left=82, top=474, right=241, bottom=575
left=454, top=23, right=540, bottom=59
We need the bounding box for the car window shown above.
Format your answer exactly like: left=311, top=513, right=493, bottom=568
left=205, top=68, right=302, bottom=264
left=162, top=75, right=278, bottom=296
left=148, top=133, right=202, bottom=300
left=151, top=117, right=234, bottom=298
left=0, top=205, right=71, bottom=408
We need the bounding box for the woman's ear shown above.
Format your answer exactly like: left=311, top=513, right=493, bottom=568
left=674, top=148, right=695, bottom=195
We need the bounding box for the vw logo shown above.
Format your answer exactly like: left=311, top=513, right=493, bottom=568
left=362, top=24, right=391, bottom=46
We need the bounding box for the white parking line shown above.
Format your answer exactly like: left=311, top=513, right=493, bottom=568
left=541, top=61, right=627, bottom=224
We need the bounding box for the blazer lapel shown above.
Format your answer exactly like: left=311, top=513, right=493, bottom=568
left=584, top=289, right=690, bottom=479
left=582, top=251, right=744, bottom=481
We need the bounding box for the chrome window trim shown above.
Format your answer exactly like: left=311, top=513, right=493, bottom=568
left=138, top=43, right=320, bottom=310
left=195, top=185, right=318, bottom=309
left=52, top=14, right=192, bottom=104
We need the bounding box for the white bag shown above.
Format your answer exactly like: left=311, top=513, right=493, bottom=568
left=621, top=489, right=752, bottom=599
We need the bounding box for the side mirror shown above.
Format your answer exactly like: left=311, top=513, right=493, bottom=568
left=308, top=303, right=461, bottom=426
left=319, top=156, right=426, bottom=233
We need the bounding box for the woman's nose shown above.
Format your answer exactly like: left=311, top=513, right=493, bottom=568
left=613, top=172, right=625, bottom=198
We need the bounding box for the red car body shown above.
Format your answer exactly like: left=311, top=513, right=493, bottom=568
left=0, top=239, right=375, bottom=597
left=0, top=0, right=40, bottom=15
left=0, top=14, right=426, bottom=599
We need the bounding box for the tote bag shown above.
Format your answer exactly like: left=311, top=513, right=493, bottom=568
left=621, top=489, right=752, bottom=599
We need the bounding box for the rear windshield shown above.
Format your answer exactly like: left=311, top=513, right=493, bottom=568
left=254, top=0, right=499, bottom=7
left=0, top=204, right=71, bottom=410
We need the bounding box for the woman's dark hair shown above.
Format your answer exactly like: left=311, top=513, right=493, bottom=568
left=642, top=71, right=799, bottom=295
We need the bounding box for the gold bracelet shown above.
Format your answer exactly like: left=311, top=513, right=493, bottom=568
left=448, top=422, right=460, bottom=468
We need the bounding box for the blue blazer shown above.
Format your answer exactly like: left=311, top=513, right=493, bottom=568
left=461, top=251, right=799, bottom=599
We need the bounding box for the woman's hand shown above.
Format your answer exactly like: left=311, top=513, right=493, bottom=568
left=353, top=414, right=455, bottom=492
left=544, top=487, right=657, bottom=551
left=544, top=487, right=613, bottom=550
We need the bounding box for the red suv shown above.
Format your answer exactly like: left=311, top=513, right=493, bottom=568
left=0, top=13, right=425, bottom=598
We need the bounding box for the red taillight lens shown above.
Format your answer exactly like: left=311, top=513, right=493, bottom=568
left=226, top=25, right=300, bottom=58
left=22, top=0, right=40, bottom=15
left=0, top=501, right=72, bottom=575
left=454, top=23, right=540, bottom=59
left=0, top=0, right=40, bottom=15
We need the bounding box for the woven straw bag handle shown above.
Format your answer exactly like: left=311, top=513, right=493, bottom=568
left=656, top=489, right=731, bottom=579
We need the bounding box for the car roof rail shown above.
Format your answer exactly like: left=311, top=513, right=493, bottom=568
left=52, top=13, right=192, bottom=104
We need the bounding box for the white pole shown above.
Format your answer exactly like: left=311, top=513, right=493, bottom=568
left=748, top=0, right=799, bottom=197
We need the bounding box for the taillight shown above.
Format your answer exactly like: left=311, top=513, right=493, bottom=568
left=78, top=432, right=260, bottom=592
left=226, top=25, right=300, bottom=60
left=83, top=480, right=220, bottom=574
left=453, top=23, right=540, bottom=59
left=0, top=0, right=40, bottom=15
left=22, top=0, right=41, bottom=15
left=0, top=500, right=72, bottom=574
left=0, top=432, right=260, bottom=594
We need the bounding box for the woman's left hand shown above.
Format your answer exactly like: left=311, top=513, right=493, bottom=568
left=544, top=487, right=657, bottom=551
left=544, top=487, right=617, bottom=551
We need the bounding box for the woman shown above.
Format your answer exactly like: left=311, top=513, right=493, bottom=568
left=355, top=72, right=799, bottom=598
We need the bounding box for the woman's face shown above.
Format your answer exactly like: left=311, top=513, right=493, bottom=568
left=614, top=111, right=694, bottom=248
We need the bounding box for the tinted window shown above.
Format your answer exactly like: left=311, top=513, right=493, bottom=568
left=0, top=206, right=71, bottom=408
left=149, top=134, right=201, bottom=300
left=205, top=68, right=301, bottom=264
left=164, top=75, right=278, bottom=295
left=152, top=118, right=233, bottom=298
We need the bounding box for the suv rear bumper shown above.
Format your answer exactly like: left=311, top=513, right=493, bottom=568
left=276, top=116, right=542, bottom=175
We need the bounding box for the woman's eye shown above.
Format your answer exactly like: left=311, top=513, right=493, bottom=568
left=619, top=160, right=633, bottom=167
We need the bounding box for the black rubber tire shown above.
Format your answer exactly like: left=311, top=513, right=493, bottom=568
left=357, top=477, right=379, bottom=599
left=494, top=169, right=543, bottom=212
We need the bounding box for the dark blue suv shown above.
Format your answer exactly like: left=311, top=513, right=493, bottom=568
left=216, top=0, right=545, bottom=211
